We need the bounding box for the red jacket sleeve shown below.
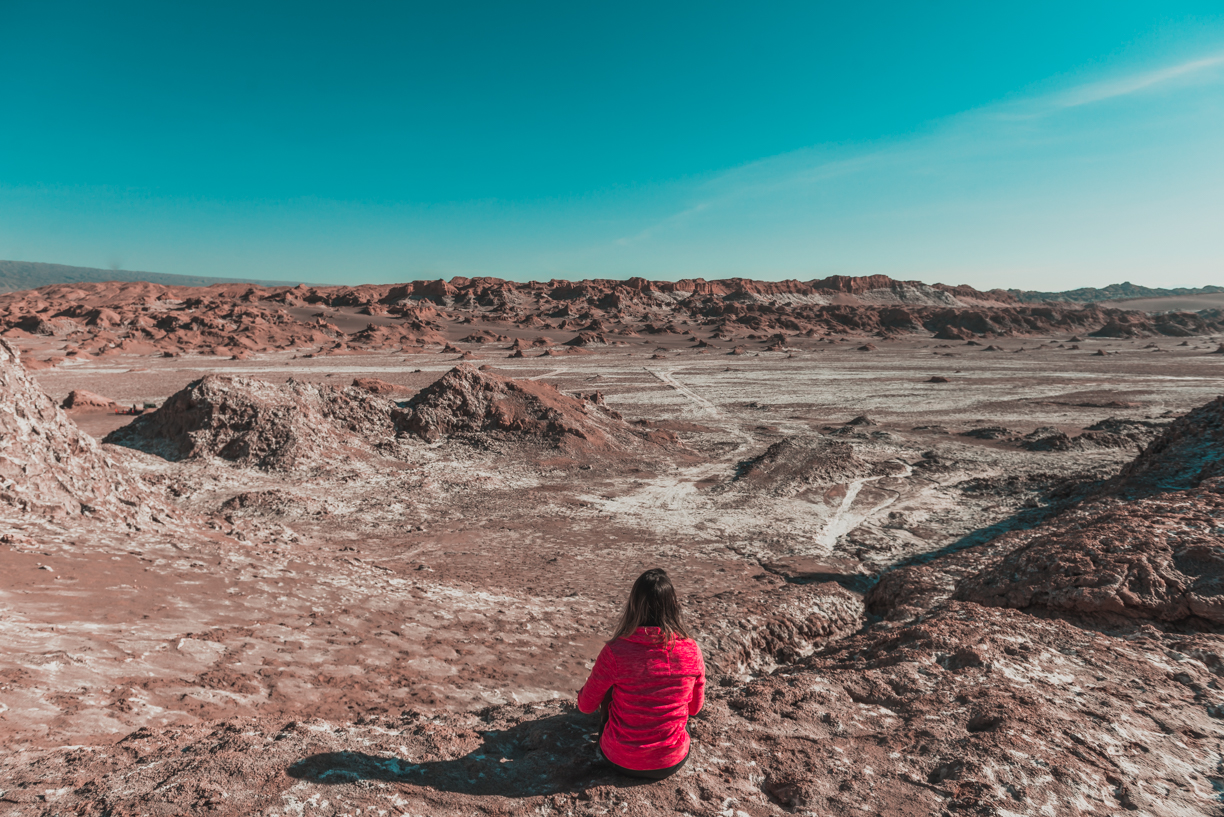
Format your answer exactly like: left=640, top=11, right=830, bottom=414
left=577, top=644, right=616, bottom=713
left=688, top=646, right=705, bottom=716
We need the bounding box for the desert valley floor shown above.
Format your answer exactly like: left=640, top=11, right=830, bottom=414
left=1, top=281, right=1224, bottom=816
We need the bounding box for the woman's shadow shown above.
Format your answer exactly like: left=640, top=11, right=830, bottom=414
left=286, top=710, right=651, bottom=797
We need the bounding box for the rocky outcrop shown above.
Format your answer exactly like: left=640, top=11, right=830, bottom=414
left=61, top=389, right=118, bottom=410
left=950, top=397, right=1224, bottom=625
left=750, top=602, right=1224, bottom=814
left=1023, top=417, right=1166, bottom=453
left=734, top=436, right=874, bottom=496
left=0, top=339, right=163, bottom=522
left=955, top=483, right=1224, bottom=625
left=3, top=276, right=1221, bottom=360
left=104, top=375, right=402, bottom=469
left=865, top=564, right=957, bottom=620
left=691, top=580, right=864, bottom=677
left=350, top=376, right=413, bottom=396
left=1108, top=395, right=1224, bottom=496
left=397, top=364, right=667, bottom=451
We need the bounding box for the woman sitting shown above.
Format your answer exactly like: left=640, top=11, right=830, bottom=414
left=577, top=568, right=706, bottom=779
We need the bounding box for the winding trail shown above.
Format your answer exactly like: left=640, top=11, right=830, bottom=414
left=592, top=368, right=749, bottom=526
left=647, top=368, right=754, bottom=454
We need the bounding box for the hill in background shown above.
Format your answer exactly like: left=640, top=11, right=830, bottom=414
left=1011, top=281, right=1224, bottom=303
left=4, top=258, right=1222, bottom=306
left=0, top=259, right=298, bottom=292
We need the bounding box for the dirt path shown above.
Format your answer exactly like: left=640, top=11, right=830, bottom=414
left=646, top=366, right=754, bottom=453
left=588, top=368, right=760, bottom=530
left=816, top=463, right=912, bottom=548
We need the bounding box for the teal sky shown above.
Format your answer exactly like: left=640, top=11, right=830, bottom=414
left=1, top=2, right=1222, bottom=288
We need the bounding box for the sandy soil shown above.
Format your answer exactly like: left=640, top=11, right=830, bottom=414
left=2, top=326, right=1223, bottom=814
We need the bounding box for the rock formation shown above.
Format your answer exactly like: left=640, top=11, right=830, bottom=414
left=61, top=389, right=118, bottom=410
left=955, top=482, right=1224, bottom=624
left=104, top=375, right=403, bottom=469
left=397, top=364, right=669, bottom=452
left=690, top=580, right=863, bottom=677
left=0, top=339, right=164, bottom=523
left=350, top=376, right=413, bottom=396
left=2, top=276, right=1221, bottom=359
left=1109, top=395, right=1224, bottom=496
left=735, top=436, right=874, bottom=496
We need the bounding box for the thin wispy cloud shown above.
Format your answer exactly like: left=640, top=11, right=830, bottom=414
left=1055, top=53, right=1224, bottom=108
left=613, top=50, right=1224, bottom=249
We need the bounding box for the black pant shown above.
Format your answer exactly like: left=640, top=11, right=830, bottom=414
left=597, top=694, right=690, bottom=780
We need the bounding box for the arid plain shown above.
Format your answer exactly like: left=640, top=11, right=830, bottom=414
left=1, top=275, right=1223, bottom=816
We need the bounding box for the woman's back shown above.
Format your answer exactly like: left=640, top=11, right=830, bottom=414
left=577, top=626, right=705, bottom=771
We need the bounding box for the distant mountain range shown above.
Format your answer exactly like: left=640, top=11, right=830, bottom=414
left=1010, top=281, right=1224, bottom=303
left=0, top=260, right=298, bottom=293
left=2, top=259, right=1219, bottom=305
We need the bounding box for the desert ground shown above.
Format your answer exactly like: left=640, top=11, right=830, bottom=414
left=1, top=277, right=1223, bottom=815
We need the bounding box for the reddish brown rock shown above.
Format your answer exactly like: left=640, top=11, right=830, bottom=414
left=955, top=483, right=1224, bottom=624
left=563, top=331, right=607, bottom=346
left=7, top=599, right=1220, bottom=816
left=398, top=364, right=664, bottom=453
left=1, top=276, right=1219, bottom=362
left=60, top=389, right=118, bottom=410
left=735, top=436, right=874, bottom=497
left=351, top=376, right=413, bottom=396
left=690, top=580, right=863, bottom=677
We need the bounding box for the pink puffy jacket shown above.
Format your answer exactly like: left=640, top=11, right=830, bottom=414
left=577, top=627, right=705, bottom=770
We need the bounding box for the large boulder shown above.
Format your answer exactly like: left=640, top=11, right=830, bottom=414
left=61, top=389, right=118, bottom=410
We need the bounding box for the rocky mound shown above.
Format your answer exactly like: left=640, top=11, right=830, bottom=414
left=104, top=375, right=402, bottom=470
left=350, top=376, right=413, bottom=396
left=954, top=482, right=1224, bottom=625
left=754, top=602, right=1224, bottom=814
left=1108, top=395, right=1224, bottom=496
left=1023, top=418, right=1167, bottom=452
left=690, top=580, right=863, bottom=678
left=61, top=389, right=118, bottom=409
left=398, top=364, right=667, bottom=451
left=735, top=436, right=874, bottom=496
left=0, top=339, right=162, bottom=522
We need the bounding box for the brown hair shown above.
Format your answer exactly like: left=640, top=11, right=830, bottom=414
left=609, top=568, right=691, bottom=644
